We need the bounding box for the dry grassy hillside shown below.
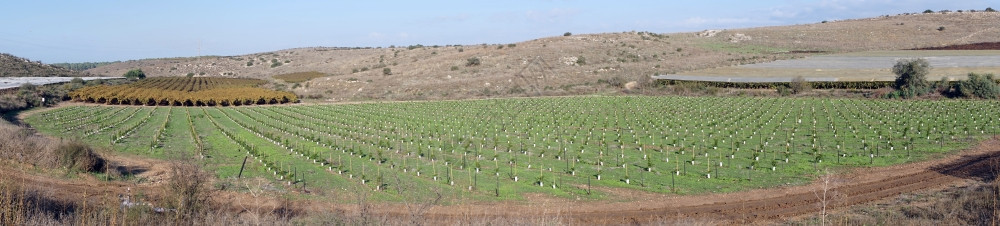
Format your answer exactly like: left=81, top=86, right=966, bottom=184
left=88, top=12, right=1000, bottom=101
left=1, top=53, right=90, bottom=77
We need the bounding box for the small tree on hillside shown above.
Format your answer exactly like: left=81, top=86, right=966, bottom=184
left=986, top=7, right=996, bottom=12
left=891, top=58, right=931, bottom=98
left=124, top=69, right=146, bottom=80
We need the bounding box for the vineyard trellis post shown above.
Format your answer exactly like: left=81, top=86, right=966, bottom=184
left=238, top=156, right=248, bottom=179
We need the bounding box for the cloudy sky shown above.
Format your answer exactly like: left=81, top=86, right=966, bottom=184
left=1, top=0, right=994, bottom=63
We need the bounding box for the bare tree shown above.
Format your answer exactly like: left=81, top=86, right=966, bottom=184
left=394, top=173, right=443, bottom=225
left=813, top=168, right=838, bottom=226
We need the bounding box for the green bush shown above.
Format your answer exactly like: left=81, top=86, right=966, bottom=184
left=124, top=69, right=146, bottom=80
left=382, top=68, right=392, bottom=76
left=576, top=56, right=586, bottom=65
left=563, top=32, right=572, bottom=36
left=953, top=73, right=1000, bottom=99
left=891, top=58, right=931, bottom=99
left=923, top=9, right=934, bottom=13
left=986, top=7, right=996, bottom=12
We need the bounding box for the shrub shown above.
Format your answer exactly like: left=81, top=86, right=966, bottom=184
left=270, top=62, right=283, bottom=68
left=382, top=68, right=392, bottom=76
left=124, top=69, right=146, bottom=80
left=953, top=73, right=1000, bottom=99
left=603, top=76, right=625, bottom=88
left=576, top=56, right=587, bottom=65
left=0, top=94, right=27, bottom=112
left=16, top=83, right=43, bottom=107
left=923, top=9, right=934, bottom=13
left=790, top=76, right=812, bottom=94
left=563, top=32, right=572, bottom=36
left=987, top=7, right=996, bottom=12
left=937, top=26, right=946, bottom=31
left=450, top=66, right=459, bottom=71
left=777, top=85, right=793, bottom=96
left=466, top=57, right=481, bottom=67
left=55, top=140, right=105, bottom=172
left=933, top=77, right=952, bottom=93
left=166, top=162, right=212, bottom=224
left=891, top=58, right=932, bottom=98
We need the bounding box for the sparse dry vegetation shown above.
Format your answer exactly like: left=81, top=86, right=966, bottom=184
left=273, top=71, right=327, bottom=83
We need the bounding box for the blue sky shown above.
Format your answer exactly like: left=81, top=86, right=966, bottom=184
left=1, top=0, right=994, bottom=63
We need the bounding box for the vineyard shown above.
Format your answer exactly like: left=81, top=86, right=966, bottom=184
left=26, top=96, right=999, bottom=201
left=69, top=77, right=297, bottom=106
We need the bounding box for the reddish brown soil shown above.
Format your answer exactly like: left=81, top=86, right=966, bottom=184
left=912, top=42, right=1000, bottom=50
left=4, top=137, right=999, bottom=224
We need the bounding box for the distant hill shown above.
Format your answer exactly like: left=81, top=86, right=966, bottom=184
left=1, top=53, right=92, bottom=77
left=88, top=12, right=1000, bottom=101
